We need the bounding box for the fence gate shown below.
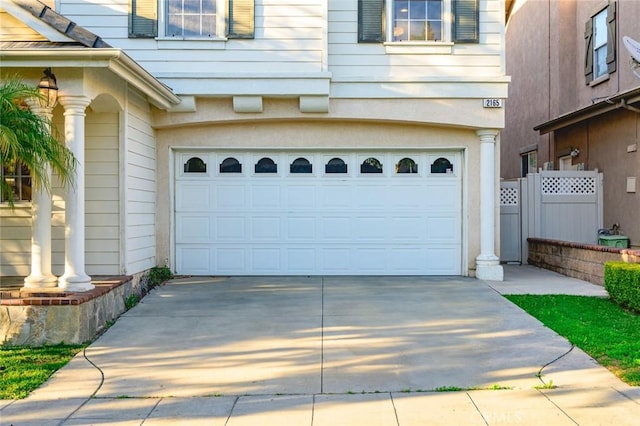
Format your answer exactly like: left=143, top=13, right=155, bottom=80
left=499, top=180, right=522, bottom=263
left=500, top=170, right=603, bottom=264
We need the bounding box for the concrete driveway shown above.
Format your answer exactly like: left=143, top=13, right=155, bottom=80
left=2, top=266, right=639, bottom=425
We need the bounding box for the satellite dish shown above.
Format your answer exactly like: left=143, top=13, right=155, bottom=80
left=623, top=36, right=640, bottom=79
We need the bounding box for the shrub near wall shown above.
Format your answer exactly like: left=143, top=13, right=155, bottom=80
left=605, top=262, right=640, bottom=313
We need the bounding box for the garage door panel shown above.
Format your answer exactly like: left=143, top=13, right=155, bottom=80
left=176, top=215, right=212, bottom=243
left=216, top=216, right=246, bottom=240
left=250, top=185, right=282, bottom=209
left=354, top=185, right=388, bottom=209
left=215, top=248, right=246, bottom=273
left=251, top=217, right=281, bottom=240
left=389, top=248, right=428, bottom=273
left=387, top=185, right=425, bottom=208
left=321, top=248, right=353, bottom=273
left=321, top=184, right=353, bottom=209
left=354, top=248, right=388, bottom=273
left=354, top=217, right=387, bottom=241
left=424, top=182, right=460, bottom=210
left=216, top=184, right=246, bottom=210
left=321, top=217, right=352, bottom=240
left=287, top=217, right=317, bottom=240
left=175, top=150, right=462, bottom=276
left=286, top=185, right=318, bottom=209
left=286, top=248, right=316, bottom=273
left=425, top=247, right=460, bottom=274
left=389, top=216, right=426, bottom=241
left=176, top=247, right=212, bottom=275
left=251, top=248, right=282, bottom=272
left=176, top=183, right=211, bottom=211
left=426, top=216, right=461, bottom=241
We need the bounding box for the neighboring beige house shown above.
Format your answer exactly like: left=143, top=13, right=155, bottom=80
left=1, top=0, right=509, bottom=288
left=502, top=0, right=639, bottom=247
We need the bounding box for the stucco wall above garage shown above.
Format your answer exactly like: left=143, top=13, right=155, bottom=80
left=153, top=97, right=506, bottom=131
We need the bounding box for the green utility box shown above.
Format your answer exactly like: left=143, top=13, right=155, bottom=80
left=598, top=235, right=630, bottom=248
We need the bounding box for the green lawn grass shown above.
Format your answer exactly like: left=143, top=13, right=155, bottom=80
left=505, top=295, right=640, bottom=385
left=0, top=344, right=84, bottom=399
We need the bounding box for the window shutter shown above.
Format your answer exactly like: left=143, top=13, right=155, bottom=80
left=228, top=0, right=255, bottom=39
left=129, top=0, right=157, bottom=38
left=606, top=2, right=616, bottom=74
left=358, top=0, right=385, bottom=43
left=584, top=18, right=594, bottom=84
left=453, top=0, right=479, bottom=43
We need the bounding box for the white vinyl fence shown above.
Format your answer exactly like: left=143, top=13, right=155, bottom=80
left=500, top=170, right=604, bottom=263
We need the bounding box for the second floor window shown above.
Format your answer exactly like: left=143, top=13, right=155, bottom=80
left=167, top=0, right=217, bottom=37
left=129, top=0, right=255, bottom=39
left=584, top=3, right=616, bottom=84
left=358, top=0, right=478, bottom=44
left=392, top=0, right=443, bottom=42
left=593, top=9, right=608, bottom=79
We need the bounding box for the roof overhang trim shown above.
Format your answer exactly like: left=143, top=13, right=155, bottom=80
left=534, top=87, right=640, bottom=134
left=0, top=48, right=181, bottom=109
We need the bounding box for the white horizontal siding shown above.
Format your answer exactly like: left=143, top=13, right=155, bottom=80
left=58, top=0, right=325, bottom=93
left=125, top=89, right=157, bottom=274
left=129, top=48, right=322, bottom=62
left=85, top=110, right=121, bottom=276
left=0, top=207, right=31, bottom=276
left=148, top=62, right=320, bottom=75
left=51, top=177, right=65, bottom=276
left=327, top=0, right=505, bottom=86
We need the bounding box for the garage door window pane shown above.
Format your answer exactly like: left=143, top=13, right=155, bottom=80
left=184, top=157, right=207, bottom=173
left=255, top=157, right=277, bottom=173
left=290, top=157, right=312, bottom=173
left=430, top=157, right=453, bottom=174
left=396, top=157, right=418, bottom=173
left=220, top=157, right=242, bottom=173
left=361, top=157, right=383, bottom=174
left=325, top=158, right=347, bottom=174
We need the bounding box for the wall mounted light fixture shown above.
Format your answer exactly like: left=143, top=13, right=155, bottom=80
left=37, top=68, right=58, bottom=109
left=570, top=148, right=580, bottom=158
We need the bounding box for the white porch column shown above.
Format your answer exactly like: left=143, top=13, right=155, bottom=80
left=23, top=104, right=57, bottom=288
left=57, top=95, right=94, bottom=291
left=475, top=129, right=504, bottom=281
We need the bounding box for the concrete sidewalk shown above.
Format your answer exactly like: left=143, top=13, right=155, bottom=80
left=2, top=266, right=639, bottom=425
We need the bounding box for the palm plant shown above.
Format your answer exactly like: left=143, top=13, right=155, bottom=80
left=0, top=76, right=76, bottom=206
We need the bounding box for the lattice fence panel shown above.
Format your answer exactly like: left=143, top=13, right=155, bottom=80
left=541, top=176, right=596, bottom=195
left=500, top=187, right=519, bottom=206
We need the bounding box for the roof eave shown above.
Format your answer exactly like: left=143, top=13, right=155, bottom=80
left=0, top=48, right=181, bottom=109
left=534, top=86, right=640, bottom=134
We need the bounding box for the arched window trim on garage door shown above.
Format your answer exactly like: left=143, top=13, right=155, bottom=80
left=396, top=157, right=418, bottom=174
left=325, top=157, right=347, bottom=174
left=220, top=157, right=242, bottom=173
left=184, top=157, right=207, bottom=173
left=255, top=157, right=278, bottom=173
left=361, top=157, right=383, bottom=174
left=430, top=157, right=454, bottom=174
left=290, top=157, right=312, bottom=173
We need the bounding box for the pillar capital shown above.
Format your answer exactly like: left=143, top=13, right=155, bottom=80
left=58, top=95, right=91, bottom=113
left=25, top=98, right=54, bottom=118
left=476, top=129, right=499, bottom=142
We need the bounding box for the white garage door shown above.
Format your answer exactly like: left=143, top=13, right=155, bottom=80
left=175, top=151, right=462, bottom=275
